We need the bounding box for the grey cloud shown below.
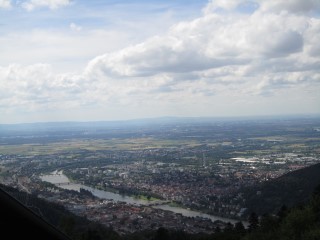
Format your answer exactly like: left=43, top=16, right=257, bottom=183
left=82, top=3, right=320, bottom=103
left=264, top=30, right=303, bottom=57
left=260, top=0, right=320, bottom=14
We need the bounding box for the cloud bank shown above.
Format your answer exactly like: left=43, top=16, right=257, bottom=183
left=0, top=0, right=319, bottom=122
left=85, top=0, right=320, bottom=96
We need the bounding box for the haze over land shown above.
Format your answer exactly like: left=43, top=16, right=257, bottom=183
left=1, top=116, right=320, bottom=236
left=1, top=0, right=320, bottom=123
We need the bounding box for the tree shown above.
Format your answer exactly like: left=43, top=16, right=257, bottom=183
left=280, top=206, right=317, bottom=240
left=234, top=221, right=246, bottom=235
left=259, top=214, right=279, bottom=232
left=277, top=205, right=288, bottom=221
left=312, top=184, right=320, bottom=197
left=223, top=222, right=234, bottom=233
left=154, top=227, right=169, bottom=240
left=81, top=229, right=102, bottom=240
left=215, top=226, right=221, bottom=233
left=59, top=216, right=75, bottom=237
left=248, top=212, right=259, bottom=232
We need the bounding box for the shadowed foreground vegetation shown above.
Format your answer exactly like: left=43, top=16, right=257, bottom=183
left=1, top=183, right=320, bottom=240
left=125, top=187, right=320, bottom=240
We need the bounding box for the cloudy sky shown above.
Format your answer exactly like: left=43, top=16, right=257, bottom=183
left=1, top=0, right=319, bottom=123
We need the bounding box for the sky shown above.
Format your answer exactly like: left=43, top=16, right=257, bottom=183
left=0, top=0, right=320, bottom=123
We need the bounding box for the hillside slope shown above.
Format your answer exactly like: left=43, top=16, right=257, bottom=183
left=0, top=184, right=120, bottom=240
left=241, top=163, right=320, bottom=216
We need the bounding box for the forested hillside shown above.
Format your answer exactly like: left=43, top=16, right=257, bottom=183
left=240, top=163, right=320, bottom=216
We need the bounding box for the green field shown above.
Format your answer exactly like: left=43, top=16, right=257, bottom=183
left=0, top=138, right=202, bottom=156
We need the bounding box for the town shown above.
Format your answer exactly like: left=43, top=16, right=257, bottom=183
left=0, top=117, right=319, bottom=234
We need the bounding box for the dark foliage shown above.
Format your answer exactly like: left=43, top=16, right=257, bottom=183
left=1, top=181, right=320, bottom=240
left=241, top=163, right=320, bottom=216
left=0, top=184, right=120, bottom=240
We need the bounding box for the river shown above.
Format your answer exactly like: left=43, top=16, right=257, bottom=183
left=40, top=170, right=241, bottom=225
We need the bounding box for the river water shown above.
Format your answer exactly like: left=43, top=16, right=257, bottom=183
left=40, top=171, right=240, bottom=224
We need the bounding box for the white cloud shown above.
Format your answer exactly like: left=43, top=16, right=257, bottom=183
left=70, top=23, right=82, bottom=32
left=22, top=0, right=71, bottom=11
left=0, top=29, right=132, bottom=72
left=5, top=0, right=319, bottom=100
left=86, top=4, right=319, bottom=94
left=1, top=0, right=320, bottom=122
left=260, top=0, right=320, bottom=13
left=0, top=64, right=88, bottom=111
left=203, top=0, right=244, bottom=13
left=0, top=0, right=11, bottom=9
left=204, top=0, right=320, bottom=14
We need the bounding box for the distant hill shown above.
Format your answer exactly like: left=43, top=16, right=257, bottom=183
left=241, top=163, right=320, bottom=216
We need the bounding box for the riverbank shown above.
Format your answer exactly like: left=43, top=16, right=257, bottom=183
left=40, top=171, right=243, bottom=225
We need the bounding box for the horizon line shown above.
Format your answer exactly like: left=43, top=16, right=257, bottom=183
left=1, top=113, right=320, bottom=126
